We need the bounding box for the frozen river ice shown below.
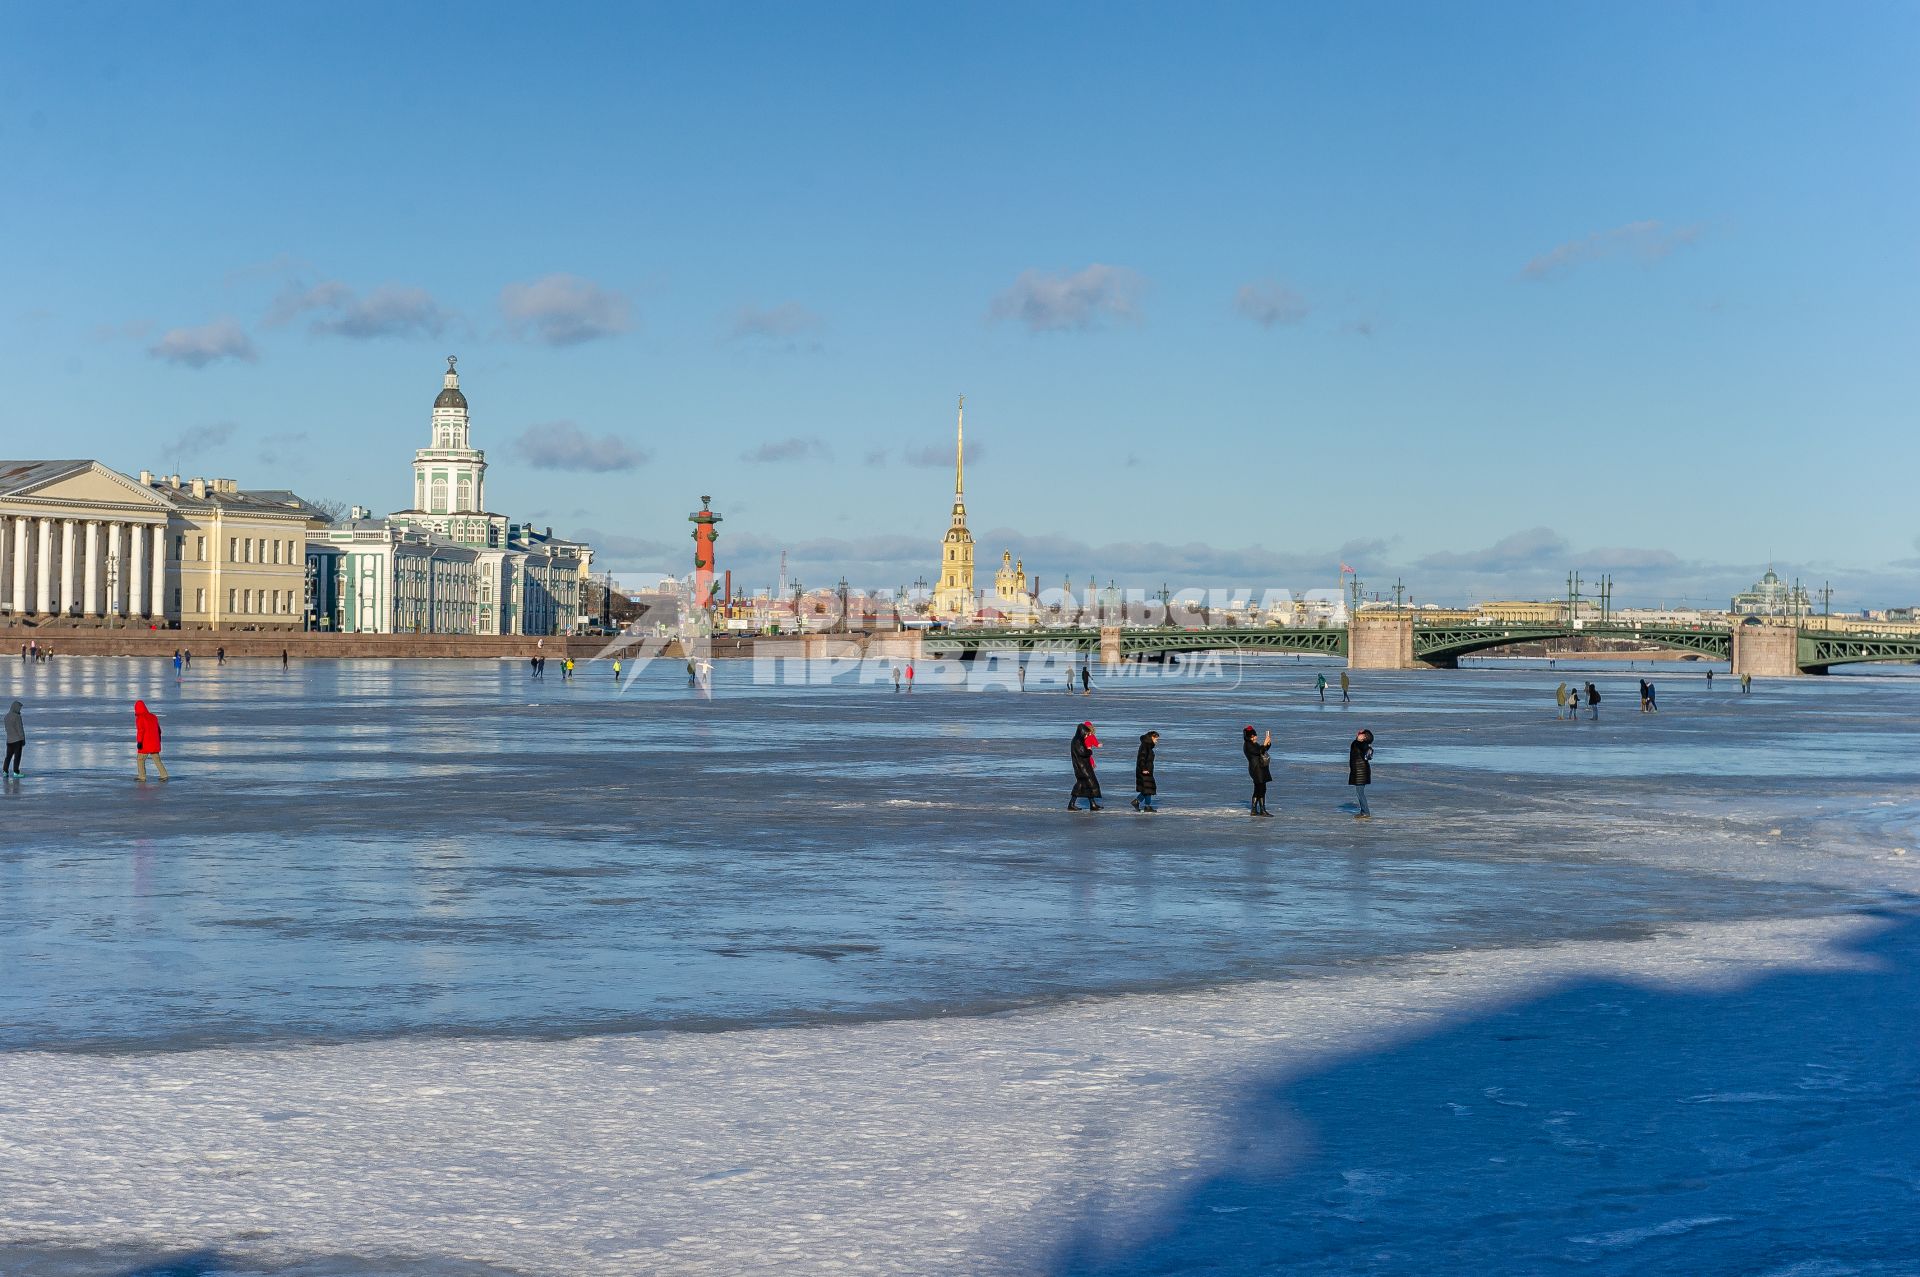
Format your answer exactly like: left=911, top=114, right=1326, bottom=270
left=1, top=653, right=1917, bottom=1274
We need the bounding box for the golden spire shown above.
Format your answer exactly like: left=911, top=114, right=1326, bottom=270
left=955, top=394, right=965, bottom=496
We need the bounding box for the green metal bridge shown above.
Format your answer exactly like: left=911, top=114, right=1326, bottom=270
left=921, top=622, right=1920, bottom=672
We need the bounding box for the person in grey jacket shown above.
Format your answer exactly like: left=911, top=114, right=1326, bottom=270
left=4, top=700, right=24, bottom=775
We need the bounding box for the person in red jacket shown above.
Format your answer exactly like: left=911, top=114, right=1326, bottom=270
left=134, top=700, right=169, bottom=783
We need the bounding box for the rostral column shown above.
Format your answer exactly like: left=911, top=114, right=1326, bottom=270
left=688, top=495, right=723, bottom=608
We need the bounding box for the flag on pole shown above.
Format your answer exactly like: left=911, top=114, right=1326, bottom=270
left=1340, top=563, right=1355, bottom=574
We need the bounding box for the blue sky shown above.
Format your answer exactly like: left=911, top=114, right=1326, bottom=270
left=2, top=1, right=1915, bottom=605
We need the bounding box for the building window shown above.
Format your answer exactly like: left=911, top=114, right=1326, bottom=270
left=228, top=588, right=237, bottom=612
left=194, top=588, right=204, bottom=613
left=229, top=537, right=238, bottom=562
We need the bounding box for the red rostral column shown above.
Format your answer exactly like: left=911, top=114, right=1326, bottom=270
left=688, top=495, right=722, bottom=608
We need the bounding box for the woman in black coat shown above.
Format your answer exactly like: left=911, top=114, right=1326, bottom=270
left=1348, top=728, right=1374, bottom=818
left=1131, top=731, right=1160, bottom=812
left=1069, top=722, right=1103, bottom=811
left=1243, top=725, right=1273, bottom=816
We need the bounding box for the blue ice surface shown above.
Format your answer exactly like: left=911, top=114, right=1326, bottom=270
left=0, top=651, right=1913, bottom=1053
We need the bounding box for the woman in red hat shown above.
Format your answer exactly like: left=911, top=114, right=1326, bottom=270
left=1069, top=721, right=1103, bottom=811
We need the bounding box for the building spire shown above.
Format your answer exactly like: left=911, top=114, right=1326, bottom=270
left=955, top=394, right=965, bottom=496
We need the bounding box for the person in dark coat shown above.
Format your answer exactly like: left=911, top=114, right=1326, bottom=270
left=1131, top=731, right=1160, bottom=812
left=4, top=700, right=24, bottom=776
left=1243, top=725, right=1273, bottom=816
left=1348, top=728, right=1374, bottom=818
left=1585, top=682, right=1601, bottom=719
left=1069, top=721, right=1103, bottom=811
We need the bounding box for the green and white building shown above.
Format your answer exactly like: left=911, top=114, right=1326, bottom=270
left=304, top=358, right=591, bottom=635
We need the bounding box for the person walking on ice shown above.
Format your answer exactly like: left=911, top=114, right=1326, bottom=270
left=4, top=700, right=24, bottom=776
left=612, top=658, right=622, bottom=682
left=1131, top=730, right=1160, bottom=812
left=1339, top=671, right=1351, bottom=703
left=1316, top=672, right=1327, bottom=703
left=1068, top=721, right=1103, bottom=811
left=134, top=700, right=168, bottom=783
left=1556, top=682, right=1570, bottom=719
left=1348, top=728, right=1374, bottom=818
left=1243, top=725, right=1274, bottom=817
left=1586, top=682, right=1601, bottom=720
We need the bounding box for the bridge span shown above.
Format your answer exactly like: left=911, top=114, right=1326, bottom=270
left=920, top=615, right=1920, bottom=677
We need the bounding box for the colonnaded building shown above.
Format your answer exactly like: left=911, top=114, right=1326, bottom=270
left=303, top=358, right=591, bottom=635
left=0, top=359, right=594, bottom=636
left=0, top=460, right=329, bottom=630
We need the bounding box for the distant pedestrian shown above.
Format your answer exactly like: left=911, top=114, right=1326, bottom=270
left=183, top=650, right=192, bottom=667
left=906, top=663, right=915, bottom=692
left=1646, top=681, right=1658, bottom=712
left=172, top=650, right=183, bottom=674
left=1017, top=661, right=1026, bottom=692
left=1131, top=730, right=1160, bottom=812
left=1080, top=662, right=1092, bottom=695
left=1243, top=725, right=1274, bottom=817
left=564, top=657, right=575, bottom=681
left=1068, top=721, right=1103, bottom=811
left=281, top=649, right=289, bottom=669
left=612, top=658, right=622, bottom=682
left=1586, top=682, right=1601, bottom=719
left=1638, top=679, right=1650, bottom=712
left=1556, top=682, right=1569, bottom=719
left=216, top=646, right=225, bottom=665
left=1706, top=669, right=1714, bottom=689
left=1742, top=672, right=1752, bottom=694
left=531, top=656, right=541, bottom=679
left=892, top=667, right=901, bottom=693
left=4, top=700, right=24, bottom=776
left=133, top=699, right=168, bottom=783
left=1340, top=671, right=1351, bottom=703
left=1316, top=672, right=1327, bottom=703
left=1348, top=728, right=1374, bottom=818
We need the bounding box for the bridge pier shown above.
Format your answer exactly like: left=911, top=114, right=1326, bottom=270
left=1731, top=621, right=1800, bottom=679
left=1099, top=626, right=1123, bottom=667
left=1348, top=614, right=1418, bottom=670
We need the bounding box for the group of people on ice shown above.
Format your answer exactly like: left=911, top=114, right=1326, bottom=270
left=1070, top=721, right=1376, bottom=818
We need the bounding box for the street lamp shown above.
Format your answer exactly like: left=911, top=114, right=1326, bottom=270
left=105, top=552, right=119, bottom=630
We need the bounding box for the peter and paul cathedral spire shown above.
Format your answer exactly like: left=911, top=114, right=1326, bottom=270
left=932, top=395, right=975, bottom=619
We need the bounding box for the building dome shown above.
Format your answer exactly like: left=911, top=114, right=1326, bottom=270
left=1761, top=569, right=1779, bottom=584
left=435, top=355, right=467, bottom=410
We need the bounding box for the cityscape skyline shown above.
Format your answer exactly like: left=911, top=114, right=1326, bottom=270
left=2, top=3, right=1915, bottom=607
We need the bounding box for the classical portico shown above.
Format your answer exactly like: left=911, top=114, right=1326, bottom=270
left=0, top=461, right=173, bottom=622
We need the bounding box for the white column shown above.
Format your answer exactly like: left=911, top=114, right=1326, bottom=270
left=83, top=521, right=100, bottom=618
left=34, top=518, right=53, bottom=615
left=151, top=525, right=167, bottom=620
left=106, top=522, right=123, bottom=618
left=130, top=522, right=148, bottom=620
left=60, top=520, right=77, bottom=617
left=10, top=517, right=27, bottom=615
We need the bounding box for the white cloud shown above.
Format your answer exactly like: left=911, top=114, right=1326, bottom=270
left=500, top=274, right=634, bottom=346
left=148, top=319, right=257, bottom=368
left=269, top=281, right=452, bottom=339
left=989, top=264, right=1144, bottom=332
left=727, top=302, right=825, bottom=346
left=1232, top=281, right=1310, bottom=328
left=741, top=437, right=832, bottom=464
left=512, top=422, right=650, bottom=472
left=1521, top=220, right=1704, bottom=281
left=161, top=421, right=236, bottom=461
